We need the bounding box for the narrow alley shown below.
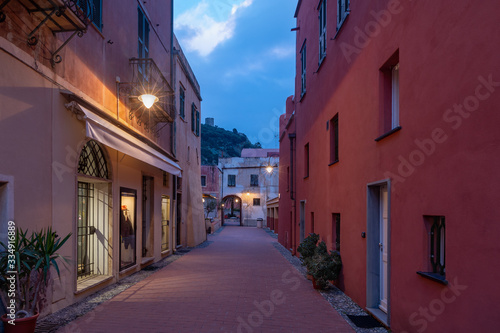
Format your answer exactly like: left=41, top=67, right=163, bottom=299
left=54, top=227, right=354, bottom=333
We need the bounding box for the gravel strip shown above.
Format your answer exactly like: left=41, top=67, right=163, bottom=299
left=271, top=239, right=389, bottom=333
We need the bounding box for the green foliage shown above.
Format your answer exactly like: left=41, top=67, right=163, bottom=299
left=297, top=234, right=343, bottom=290
left=297, top=233, right=320, bottom=273
left=0, top=227, right=71, bottom=317
left=201, top=124, right=261, bottom=165
left=310, top=242, right=342, bottom=289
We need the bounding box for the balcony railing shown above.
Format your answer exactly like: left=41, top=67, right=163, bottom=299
left=0, top=0, right=91, bottom=65
left=126, top=58, right=175, bottom=134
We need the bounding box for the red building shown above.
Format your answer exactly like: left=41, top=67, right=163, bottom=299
left=279, top=0, right=500, bottom=331
left=201, top=165, right=222, bottom=219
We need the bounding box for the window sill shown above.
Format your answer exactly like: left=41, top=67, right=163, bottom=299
left=76, top=275, right=113, bottom=294
left=333, top=13, right=350, bottom=40
left=375, top=126, right=402, bottom=142
left=329, top=160, right=339, bottom=166
left=317, top=56, right=326, bottom=73
left=303, top=175, right=309, bottom=180
left=417, top=271, right=448, bottom=285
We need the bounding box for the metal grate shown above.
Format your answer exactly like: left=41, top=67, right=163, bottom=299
left=430, top=216, right=445, bottom=276
left=78, top=140, right=109, bottom=179
left=77, top=182, right=95, bottom=279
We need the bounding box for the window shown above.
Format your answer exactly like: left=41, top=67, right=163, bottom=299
left=173, top=121, right=177, bottom=156
left=201, top=175, right=207, bottom=187
left=161, top=196, right=170, bottom=252
left=311, top=212, right=315, bottom=233
left=77, top=141, right=111, bottom=282
left=250, top=174, right=259, bottom=187
left=300, top=41, right=307, bottom=97
left=319, top=0, right=327, bottom=64
left=330, top=114, right=339, bottom=164
left=228, top=175, right=236, bottom=187
left=191, top=103, right=196, bottom=132
left=253, top=198, right=261, bottom=206
left=163, top=171, right=169, bottom=187
left=196, top=110, right=200, bottom=137
left=179, top=87, right=185, bottom=118
left=304, top=143, right=309, bottom=178
left=138, top=7, right=150, bottom=79
left=78, top=140, right=109, bottom=178
left=376, top=51, right=400, bottom=141
left=391, top=63, right=400, bottom=129
left=418, top=216, right=446, bottom=283
left=337, top=0, right=349, bottom=30
left=77, top=0, right=102, bottom=30
left=332, top=213, right=340, bottom=251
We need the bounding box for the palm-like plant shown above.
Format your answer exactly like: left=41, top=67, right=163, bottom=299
left=0, top=227, right=71, bottom=318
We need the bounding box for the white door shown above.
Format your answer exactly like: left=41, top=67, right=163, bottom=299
left=379, top=185, right=389, bottom=313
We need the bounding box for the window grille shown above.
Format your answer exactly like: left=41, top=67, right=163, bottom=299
left=78, top=140, right=109, bottom=179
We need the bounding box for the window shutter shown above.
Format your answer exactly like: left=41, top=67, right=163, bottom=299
left=191, top=104, right=195, bottom=132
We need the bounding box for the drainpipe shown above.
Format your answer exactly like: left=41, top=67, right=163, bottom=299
left=289, top=133, right=296, bottom=254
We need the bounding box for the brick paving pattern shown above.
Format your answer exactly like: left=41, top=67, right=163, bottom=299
left=57, top=227, right=354, bottom=333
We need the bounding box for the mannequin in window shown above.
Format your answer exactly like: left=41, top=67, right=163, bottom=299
left=120, top=205, right=134, bottom=249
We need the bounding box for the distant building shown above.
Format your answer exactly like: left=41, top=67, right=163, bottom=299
left=201, top=165, right=222, bottom=219
left=219, top=149, right=279, bottom=227
left=205, top=117, right=215, bottom=127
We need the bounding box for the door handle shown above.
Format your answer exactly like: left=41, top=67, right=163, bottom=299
left=379, top=242, right=383, bottom=250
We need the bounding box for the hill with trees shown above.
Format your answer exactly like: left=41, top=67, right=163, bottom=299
left=201, top=124, right=261, bottom=165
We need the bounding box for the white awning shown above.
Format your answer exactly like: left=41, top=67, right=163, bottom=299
left=68, top=102, right=182, bottom=177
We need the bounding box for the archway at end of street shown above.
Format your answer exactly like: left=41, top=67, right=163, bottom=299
left=221, top=195, right=242, bottom=226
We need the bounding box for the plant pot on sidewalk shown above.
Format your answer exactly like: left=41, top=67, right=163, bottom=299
left=1, top=313, right=39, bottom=333
left=312, top=277, right=326, bottom=290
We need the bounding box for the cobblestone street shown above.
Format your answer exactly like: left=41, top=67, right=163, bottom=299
left=55, top=227, right=354, bottom=333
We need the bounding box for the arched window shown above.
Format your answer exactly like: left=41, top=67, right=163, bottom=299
left=78, top=140, right=109, bottom=179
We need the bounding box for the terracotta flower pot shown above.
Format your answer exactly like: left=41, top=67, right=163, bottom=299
left=306, top=273, right=313, bottom=281
left=312, top=277, right=325, bottom=290
left=1, top=313, right=39, bottom=333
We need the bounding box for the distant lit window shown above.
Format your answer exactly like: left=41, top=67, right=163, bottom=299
left=253, top=198, right=261, bottom=206
left=228, top=175, right=236, bottom=187
left=250, top=174, right=259, bottom=187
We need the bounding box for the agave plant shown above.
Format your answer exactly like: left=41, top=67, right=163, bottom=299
left=0, top=227, right=71, bottom=318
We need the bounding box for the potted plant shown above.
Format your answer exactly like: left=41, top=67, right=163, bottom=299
left=310, top=241, right=342, bottom=290
left=297, top=233, right=320, bottom=280
left=0, top=227, right=71, bottom=333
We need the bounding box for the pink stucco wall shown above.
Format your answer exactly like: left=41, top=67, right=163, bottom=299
left=279, top=0, right=500, bottom=331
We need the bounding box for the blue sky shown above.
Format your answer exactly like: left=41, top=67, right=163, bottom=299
left=174, top=0, right=297, bottom=148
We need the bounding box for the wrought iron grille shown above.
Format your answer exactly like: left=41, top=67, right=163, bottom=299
left=77, top=182, right=95, bottom=279
left=78, top=140, right=109, bottom=179
left=126, top=58, right=175, bottom=134
left=430, top=216, right=445, bottom=276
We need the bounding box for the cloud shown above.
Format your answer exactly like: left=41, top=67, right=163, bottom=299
left=268, top=45, right=295, bottom=59
left=175, top=0, right=253, bottom=57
